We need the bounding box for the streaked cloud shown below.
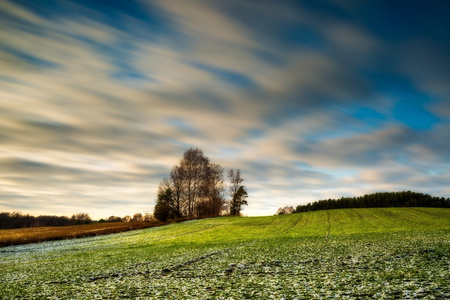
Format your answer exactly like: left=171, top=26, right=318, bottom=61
left=0, top=0, right=448, bottom=218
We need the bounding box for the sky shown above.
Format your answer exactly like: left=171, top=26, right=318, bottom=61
left=1, top=0, right=449, bottom=220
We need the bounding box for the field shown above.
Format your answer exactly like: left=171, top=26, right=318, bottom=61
left=0, top=207, right=449, bottom=299
left=0, top=221, right=166, bottom=247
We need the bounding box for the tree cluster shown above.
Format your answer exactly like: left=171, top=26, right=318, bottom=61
left=276, top=206, right=295, bottom=215
left=153, top=148, right=248, bottom=221
left=1, top=211, right=155, bottom=229
left=98, top=212, right=153, bottom=223
left=295, top=191, right=450, bottom=213
left=0, top=212, right=92, bottom=230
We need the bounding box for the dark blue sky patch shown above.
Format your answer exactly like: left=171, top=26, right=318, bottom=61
left=1, top=47, right=59, bottom=69
left=275, top=24, right=327, bottom=52
left=14, top=0, right=145, bottom=23
left=71, top=0, right=150, bottom=21
left=393, top=100, right=440, bottom=130
left=300, top=123, right=363, bottom=145
left=220, top=0, right=327, bottom=51
left=9, top=0, right=61, bottom=20
left=109, top=52, right=150, bottom=82
left=83, top=41, right=152, bottom=83
left=363, top=71, right=410, bottom=93
left=371, top=0, right=450, bottom=42
left=300, top=0, right=355, bottom=23
left=112, top=70, right=149, bottom=81
left=192, top=63, right=258, bottom=89
left=350, top=106, right=388, bottom=127
left=364, top=72, right=442, bottom=129
left=12, top=0, right=172, bottom=38
left=363, top=72, right=440, bottom=124
left=252, top=49, right=286, bottom=67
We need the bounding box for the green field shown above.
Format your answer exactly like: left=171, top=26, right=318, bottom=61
left=1, top=207, right=449, bottom=299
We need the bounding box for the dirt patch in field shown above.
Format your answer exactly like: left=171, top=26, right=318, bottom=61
left=0, top=221, right=167, bottom=247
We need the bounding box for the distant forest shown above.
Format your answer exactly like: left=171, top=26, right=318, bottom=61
left=0, top=212, right=153, bottom=230
left=295, top=191, right=450, bottom=213
left=0, top=212, right=93, bottom=230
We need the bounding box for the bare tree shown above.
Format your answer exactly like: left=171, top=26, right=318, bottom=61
left=154, top=148, right=228, bottom=219
left=169, top=166, right=185, bottom=218
left=143, top=212, right=153, bottom=221
left=71, top=213, right=92, bottom=225
left=107, top=216, right=122, bottom=222
left=132, top=213, right=143, bottom=222
left=180, top=148, right=210, bottom=218
left=228, top=169, right=243, bottom=199
left=203, top=164, right=226, bottom=217
left=277, top=206, right=294, bottom=215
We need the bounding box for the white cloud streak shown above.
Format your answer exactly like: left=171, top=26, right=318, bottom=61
left=0, top=0, right=448, bottom=218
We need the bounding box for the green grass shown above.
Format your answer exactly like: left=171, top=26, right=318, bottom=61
left=1, top=208, right=449, bottom=299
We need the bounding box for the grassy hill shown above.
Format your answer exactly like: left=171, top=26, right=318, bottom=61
left=1, top=207, right=449, bottom=298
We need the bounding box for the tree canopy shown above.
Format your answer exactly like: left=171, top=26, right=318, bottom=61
left=295, top=191, right=450, bottom=213
left=153, top=148, right=248, bottom=221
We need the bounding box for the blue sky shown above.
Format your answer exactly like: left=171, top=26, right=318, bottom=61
left=0, top=0, right=449, bottom=219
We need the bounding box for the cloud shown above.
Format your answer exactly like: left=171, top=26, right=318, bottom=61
left=0, top=0, right=449, bottom=219
left=400, top=42, right=450, bottom=103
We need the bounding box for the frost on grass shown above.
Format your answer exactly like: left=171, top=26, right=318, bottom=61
left=1, top=210, right=449, bottom=299
left=1, top=234, right=448, bottom=298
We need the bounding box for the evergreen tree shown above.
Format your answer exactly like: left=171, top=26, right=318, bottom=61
left=154, top=188, right=175, bottom=222
left=228, top=169, right=248, bottom=216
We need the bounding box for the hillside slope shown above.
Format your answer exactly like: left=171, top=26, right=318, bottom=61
left=1, top=208, right=449, bottom=298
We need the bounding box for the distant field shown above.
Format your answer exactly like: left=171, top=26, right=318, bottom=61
left=0, top=221, right=165, bottom=247
left=0, top=207, right=449, bottom=299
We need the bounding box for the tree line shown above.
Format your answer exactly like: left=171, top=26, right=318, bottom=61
left=0, top=212, right=156, bottom=230
left=153, top=148, right=248, bottom=221
left=0, top=212, right=93, bottom=229
left=98, top=213, right=153, bottom=223
left=295, top=191, right=450, bottom=213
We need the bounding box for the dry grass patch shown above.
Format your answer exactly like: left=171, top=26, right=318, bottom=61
left=0, top=221, right=166, bottom=247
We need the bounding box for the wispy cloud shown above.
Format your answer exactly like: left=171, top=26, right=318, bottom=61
left=0, top=0, right=449, bottom=218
